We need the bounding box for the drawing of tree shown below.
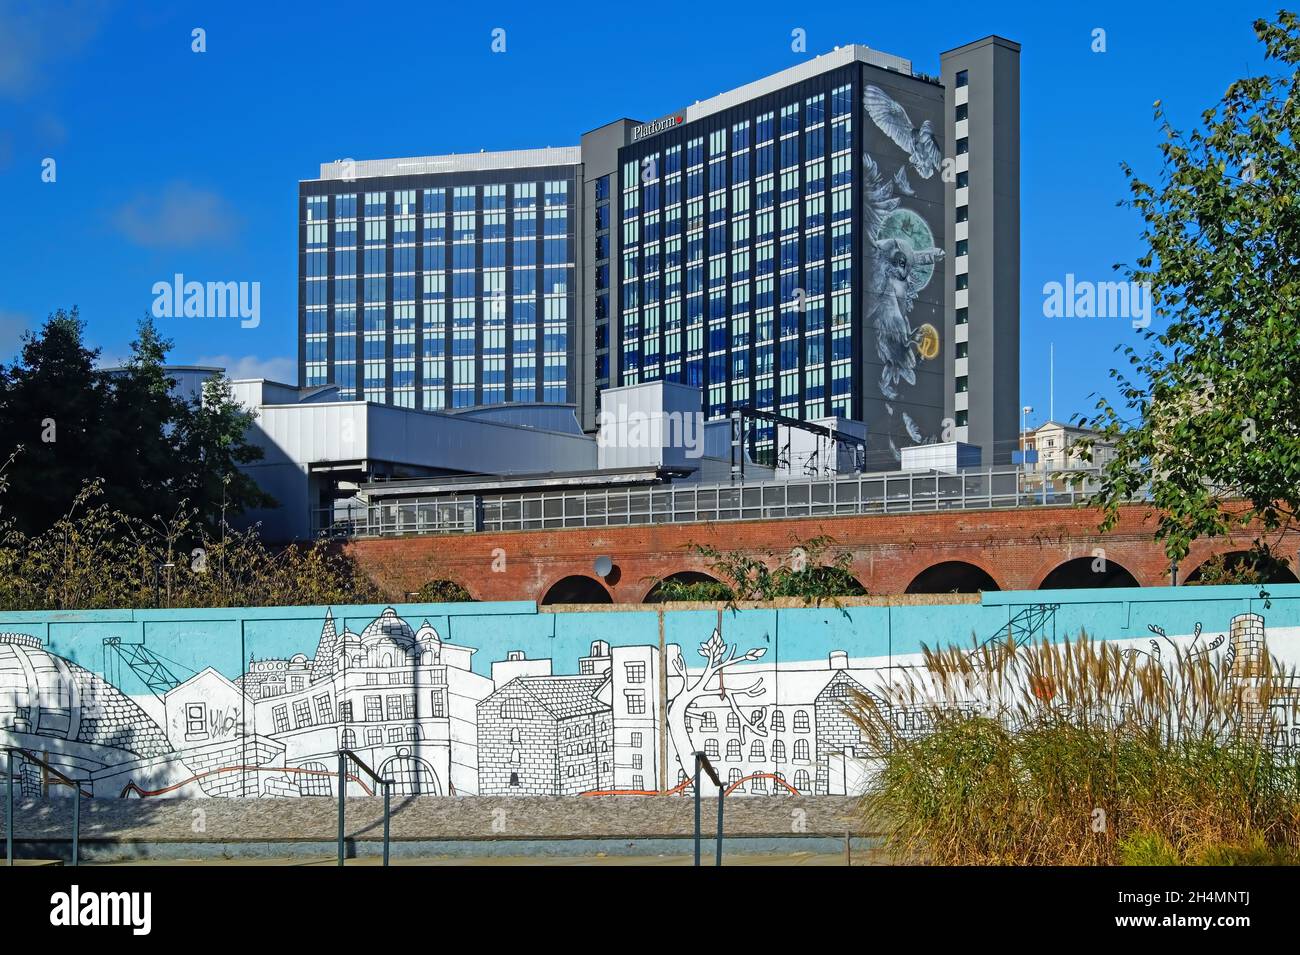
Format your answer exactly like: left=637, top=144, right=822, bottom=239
left=665, top=628, right=767, bottom=783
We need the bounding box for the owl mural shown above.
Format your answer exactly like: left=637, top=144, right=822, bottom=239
left=862, top=87, right=945, bottom=460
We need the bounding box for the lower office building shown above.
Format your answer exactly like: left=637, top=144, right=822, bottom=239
left=299, top=37, right=1019, bottom=467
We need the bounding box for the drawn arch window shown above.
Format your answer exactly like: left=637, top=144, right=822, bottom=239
left=726, top=739, right=742, bottom=760
left=382, top=653, right=393, bottom=667
left=728, top=768, right=742, bottom=787
left=421, top=651, right=433, bottom=665
left=794, top=769, right=811, bottom=792
left=794, top=738, right=810, bottom=761
left=771, top=710, right=786, bottom=731
left=509, top=772, right=520, bottom=787
left=772, top=739, right=787, bottom=762
left=341, top=729, right=356, bottom=748
left=296, top=761, right=332, bottom=797
left=794, top=709, right=810, bottom=732
left=704, top=738, right=719, bottom=759
left=750, top=740, right=765, bottom=760
left=726, top=711, right=740, bottom=732
left=510, top=749, right=520, bottom=765
left=501, top=698, right=532, bottom=720
left=510, top=727, right=520, bottom=743
left=379, top=754, right=440, bottom=795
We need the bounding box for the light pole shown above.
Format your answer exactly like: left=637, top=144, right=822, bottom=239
left=1020, top=406, right=1034, bottom=500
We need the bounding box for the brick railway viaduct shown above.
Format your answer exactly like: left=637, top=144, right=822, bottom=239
left=345, top=503, right=1300, bottom=604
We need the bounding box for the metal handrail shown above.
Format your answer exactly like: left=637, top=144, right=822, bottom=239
left=5, top=747, right=89, bottom=867
left=336, top=749, right=393, bottom=867
left=693, top=751, right=724, bottom=867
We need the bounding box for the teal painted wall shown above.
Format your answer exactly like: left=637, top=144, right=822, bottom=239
left=0, top=584, right=1294, bottom=799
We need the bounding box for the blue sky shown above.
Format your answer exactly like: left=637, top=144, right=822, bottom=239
left=0, top=0, right=1280, bottom=428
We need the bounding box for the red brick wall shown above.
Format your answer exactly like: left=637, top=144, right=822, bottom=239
left=344, top=503, right=1295, bottom=604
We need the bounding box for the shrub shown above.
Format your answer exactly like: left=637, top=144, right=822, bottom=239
left=849, top=633, right=1300, bottom=865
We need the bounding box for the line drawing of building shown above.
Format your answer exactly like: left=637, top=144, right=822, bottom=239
left=4, top=609, right=1298, bottom=800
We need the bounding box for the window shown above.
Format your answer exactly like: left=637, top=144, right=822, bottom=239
left=501, top=697, right=532, bottom=719
left=726, top=739, right=742, bottom=761
left=364, top=696, right=382, bottom=722
left=955, top=239, right=968, bottom=257
left=185, top=703, right=206, bottom=739
left=631, top=732, right=643, bottom=747
left=509, top=772, right=520, bottom=787
left=956, top=205, right=969, bottom=223
left=625, top=691, right=646, bottom=715
left=705, top=738, right=719, bottom=759
left=794, top=769, right=811, bottom=792
left=955, top=103, right=968, bottom=123
left=771, top=710, right=785, bottom=732
left=272, top=704, right=289, bottom=733
left=955, top=69, right=968, bottom=88
left=956, top=137, right=969, bottom=156
left=794, top=738, right=810, bottom=761
left=315, top=694, right=333, bottom=724
left=773, top=739, right=787, bottom=762
left=793, top=709, right=810, bottom=732
left=956, top=375, right=968, bottom=393
left=624, top=662, right=646, bottom=684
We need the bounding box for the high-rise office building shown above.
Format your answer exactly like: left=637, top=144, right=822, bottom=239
left=299, top=150, right=579, bottom=410
left=298, top=38, right=1019, bottom=466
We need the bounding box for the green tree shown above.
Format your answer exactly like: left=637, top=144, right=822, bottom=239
left=650, top=534, right=865, bottom=604
left=171, top=373, right=276, bottom=531
left=0, top=309, right=273, bottom=536
left=1085, top=12, right=1300, bottom=569
left=0, top=308, right=111, bottom=534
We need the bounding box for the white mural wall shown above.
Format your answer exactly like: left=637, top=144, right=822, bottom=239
left=3, top=604, right=1297, bottom=800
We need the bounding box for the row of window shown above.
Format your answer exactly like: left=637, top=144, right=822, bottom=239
left=268, top=690, right=447, bottom=733
left=304, top=183, right=571, bottom=222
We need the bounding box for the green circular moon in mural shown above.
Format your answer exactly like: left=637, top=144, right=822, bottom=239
left=879, top=208, right=937, bottom=293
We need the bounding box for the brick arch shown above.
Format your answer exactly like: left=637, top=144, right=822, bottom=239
left=640, top=571, right=726, bottom=603
left=1031, top=555, right=1141, bottom=590
left=538, top=573, right=613, bottom=606
left=904, top=557, right=1004, bottom=594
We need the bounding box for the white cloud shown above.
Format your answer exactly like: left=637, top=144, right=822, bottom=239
left=0, top=1, right=108, bottom=101
left=0, top=309, right=32, bottom=364
left=111, top=182, right=241, bottom=249
left=194, top=354, right=296, bottom=384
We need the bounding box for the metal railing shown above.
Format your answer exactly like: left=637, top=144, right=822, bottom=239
left=336, top=750, right=393, bottom=867
left=693, top=751, right=724, bottom=867
left=6, top=748, right=90, bottom=867
left=312, top=467, right=1109, bottom=539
